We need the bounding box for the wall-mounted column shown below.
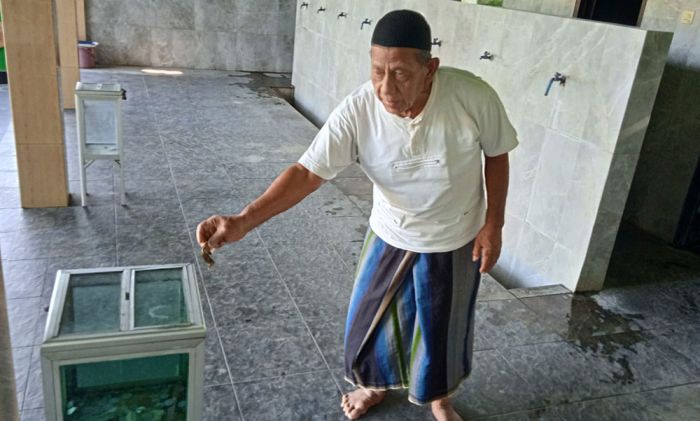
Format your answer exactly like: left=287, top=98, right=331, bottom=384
left=2, top=0, right=69, bottom=208
left=57, top=0, right=80, bottom=109
left=76, top=0, right=87, bottom=40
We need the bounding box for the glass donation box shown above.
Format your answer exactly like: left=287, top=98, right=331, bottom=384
left=40, top=264, right=206, bottom=421
left=74, top=82, right=126, bottom=207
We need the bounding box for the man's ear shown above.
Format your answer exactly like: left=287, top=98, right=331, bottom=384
left=427, top=57, right=440, bottom=79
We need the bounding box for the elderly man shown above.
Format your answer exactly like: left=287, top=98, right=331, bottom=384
left=197, top=9, right=518, bottom=421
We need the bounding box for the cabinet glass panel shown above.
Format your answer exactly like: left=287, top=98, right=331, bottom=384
left=59, top=353, right=189, bottom=420
left=59, top=272, right=122, bottom=335
left=84, top=99, right=117, bottom=146
left=134, top=268, right=188, bottom=328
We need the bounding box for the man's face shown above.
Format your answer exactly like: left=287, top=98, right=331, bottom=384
left=370, top=46, right=439, bottom=118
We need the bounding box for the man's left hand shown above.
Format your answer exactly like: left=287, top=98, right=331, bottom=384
left=472, top=223, right=502, bottom=273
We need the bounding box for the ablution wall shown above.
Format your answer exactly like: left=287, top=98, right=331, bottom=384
left=292, top=0, right=672, bottom=292
left=84, top=0, right=296, bottom=72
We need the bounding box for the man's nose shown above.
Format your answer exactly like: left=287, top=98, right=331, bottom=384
left=382, top=73, right=397, bottom=96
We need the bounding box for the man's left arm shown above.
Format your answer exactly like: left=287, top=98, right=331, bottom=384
left=472, top=152, right=509, bottom=273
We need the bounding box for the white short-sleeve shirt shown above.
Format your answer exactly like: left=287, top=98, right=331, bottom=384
left=298, top=67, right=519, bottom=253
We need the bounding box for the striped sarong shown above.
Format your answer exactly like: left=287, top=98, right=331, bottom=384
left=344, top=227, right=482, bottom=405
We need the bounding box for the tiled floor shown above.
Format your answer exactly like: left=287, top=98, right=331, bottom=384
left=1, top=68, right=700, bottom=420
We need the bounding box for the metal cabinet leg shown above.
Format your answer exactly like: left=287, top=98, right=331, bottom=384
left=80, top=162, right=88, bottom=207
left=117, top=160, right=126, bottom=206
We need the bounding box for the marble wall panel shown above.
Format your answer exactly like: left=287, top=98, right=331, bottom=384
left=293, top=1, right=671, bottom=291
left=85, top=0, right=295, bottom=72
left=525, top=129, right=580, bottom=241
left=506, top=121, right=544, bottom=220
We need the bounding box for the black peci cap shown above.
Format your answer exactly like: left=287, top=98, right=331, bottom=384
left=371, top=10, right=432, bottom=51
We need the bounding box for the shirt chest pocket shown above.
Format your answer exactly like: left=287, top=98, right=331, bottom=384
left=386, top=155, right=451, bottom=210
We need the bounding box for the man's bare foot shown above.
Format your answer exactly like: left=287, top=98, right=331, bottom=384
left=341, top=388, right=386, bottom=419
left=431, top=397, right=463, bottom=421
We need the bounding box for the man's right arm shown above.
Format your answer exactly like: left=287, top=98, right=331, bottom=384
left=196, top=163, right=324, bottom=249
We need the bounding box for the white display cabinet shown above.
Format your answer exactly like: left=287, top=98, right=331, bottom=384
left=41, top=264, right=206, bottom=421
left=74, top=82, right=126, bottom=207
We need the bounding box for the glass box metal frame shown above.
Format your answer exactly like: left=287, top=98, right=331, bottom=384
left=41, top=264, right=206, bottom=421
left=74, top=82, right=126, bottom=207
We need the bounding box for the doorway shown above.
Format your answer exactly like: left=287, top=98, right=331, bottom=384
left=576, top=0, right=647, bottom=26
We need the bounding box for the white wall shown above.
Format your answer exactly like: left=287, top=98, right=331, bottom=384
left=85, top=0, right=296, bottom=72
left=292, top=0, right=672, bottom=291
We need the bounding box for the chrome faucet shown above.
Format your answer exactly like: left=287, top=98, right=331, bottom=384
left=545, top=72, right=567, bottom=96
left=300, top=2, right=309, bottom=9
left=317, top=7, right=326, bottom=13
left=432, top=38, right=442, bottom=47
left=361, top=18, right=372, bottom=30
left=338, top=12, right=348, bottom=19
left=480, top=51, right=493, bottom=60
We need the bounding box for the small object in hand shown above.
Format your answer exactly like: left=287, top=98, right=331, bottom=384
left=201, top=245, right=215, bottom=267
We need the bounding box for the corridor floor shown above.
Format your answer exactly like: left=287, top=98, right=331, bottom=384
left=2, top=68, right=699, bottom=420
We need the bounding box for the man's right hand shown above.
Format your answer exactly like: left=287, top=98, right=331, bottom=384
left=196, top=214, right=249, bottom=251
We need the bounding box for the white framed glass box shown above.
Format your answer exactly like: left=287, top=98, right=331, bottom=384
left=41, top=264, right=206, bottom=421
left=74, top=82, right=126, bottom=207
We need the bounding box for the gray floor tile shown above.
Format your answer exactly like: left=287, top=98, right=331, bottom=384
left=121, top=153, right=172, bottom=180
left=497, top=341, right=619, bottom=406
left=313, top=216, right=369, bottom=271
left=225, top=162, right=293, bottom=179
left=0, top=186, right=20, bottom=209
left=196, top=243, right=278, bottom=286
left=116, top=198, right=184, bottom=226
left=203, top=384, right=242, bottom=421
left=520, top=292, right=644, bottom=340
left=12, top=346, right=33, bottom=410
left=22, top=346, right=42, bottom=411
left=0, top=230, right=57, bottom=261
left=330, top=372, right=434, bottom=421
left=256, top=215, right=325, bottom=248
left=509, top=284, right=571, bottom=298
left=636, top=383, right=700, bottom=420
left=299, top=185, right=365, bottom=218
left=218, top=319, right=326, bottom=382
left=347, top=194, right=373, bottom=217
left=451, top=350, right=544, bottom=418
left=477, top=274, right=515, bottom=301
left=474, top=299, right=563, bottom=350
left=331, top=177, right=374, bottom=196
left=0, top=209, right=60, bottom=233
left=490, top=393, right=659, bottom=421
left=267, top=243, right=350, bottom=279
left=284, top=272, right=353, bottom=323
left=569, top=330, right=698, bottom=393
left=206, top=277, right=297, bottom=329
left=305, top=317, right=346, bottom=369
left=7, top=298, right=44, bottom=348
left=0, top=168, right=19, bottom=188
left=593, top=284, right=698, bottom=330
left=20, top=409, right=45, bottom=421
left=2, top=259, right=47, bottom=300
left=122, top=177, right=178, bottom=202
left=68, top=178, right=116, bottom=207
left=336, top=164, right=367, bottom=179
left=180, top=196, right=249, bottom=228
left=235, top=371, right=346, bottom=421
left=204, top=329, right=232, bottom=387
left=116, top=224, right=192, bottom=265
left=648, top=324, right=700, bottom=374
